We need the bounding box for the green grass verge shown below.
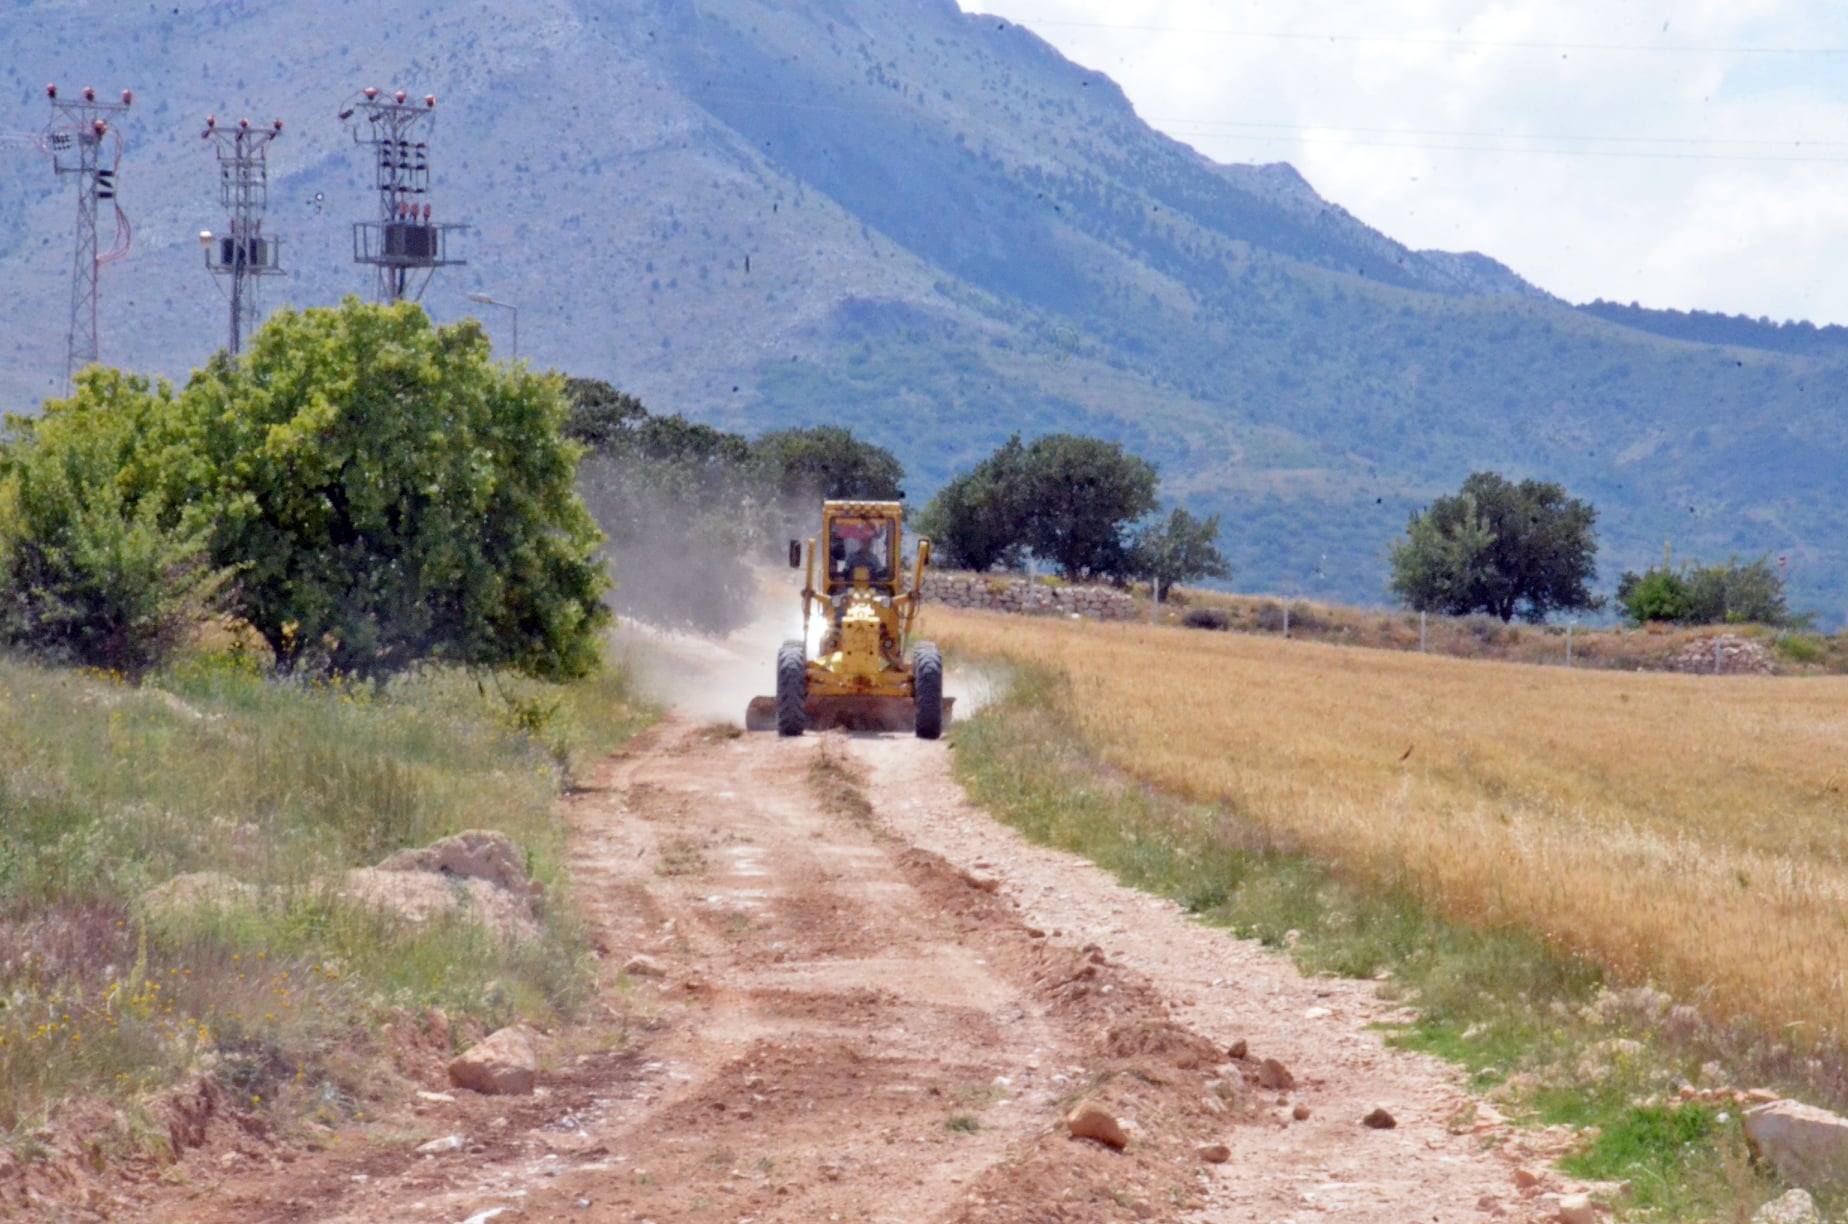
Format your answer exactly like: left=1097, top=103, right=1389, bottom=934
left=0, top=647, right=653, bottom=1146
left=950, top=664, right=1809, bottom=1221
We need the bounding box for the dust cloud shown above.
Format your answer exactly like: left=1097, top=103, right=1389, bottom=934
left=611, top=570, right=803, bottom=727
left=612, top=567, right=996, bottom=728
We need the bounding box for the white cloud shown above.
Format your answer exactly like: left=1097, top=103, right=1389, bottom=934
left=963, top=0, right=1848, bottom=321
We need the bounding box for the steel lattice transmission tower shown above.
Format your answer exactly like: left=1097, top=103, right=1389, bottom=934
left=43, top=84, right=134, bottom=387
left=339, top=87, right=463, bottom=302
left=199, top=115, right=286, bottom=355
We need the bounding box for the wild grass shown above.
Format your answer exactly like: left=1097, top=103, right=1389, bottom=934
left=0, top=648, right=651, bottom=1144
left=944, top=656, right=1798, bottom=1219
left=927, top=607, right=1848, bottom=1059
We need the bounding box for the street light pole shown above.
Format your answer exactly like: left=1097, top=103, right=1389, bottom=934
left=466, top=291, right=517, bottom=359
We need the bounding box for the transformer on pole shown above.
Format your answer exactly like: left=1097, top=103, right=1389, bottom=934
left=199, top=115, right=286, bottom=355
left=339, top=88, right=463, bottom=303
left=43, top=84, right=134, bottom=388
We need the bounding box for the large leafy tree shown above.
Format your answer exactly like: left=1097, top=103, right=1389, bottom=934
left=0, top=370, right=227, bottom=673
left=170, top=298, right=608, bottom=677
left=1132, top=506, right=1231, bottom=600
left=1389, top=471, right=1599, bottom=623
left=750, top=425, right=903, bottom=502
left=918, top=433, right=1160, bottom=581
left=915, top=435, right=1032, bottom=572
left=1017, top=434, right=1159, bottom=582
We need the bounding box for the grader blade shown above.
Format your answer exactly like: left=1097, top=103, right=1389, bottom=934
left=744, top=694, right=954, bottom=734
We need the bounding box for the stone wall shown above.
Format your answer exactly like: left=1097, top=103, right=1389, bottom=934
left=920, top=572, right=1140, bottom=622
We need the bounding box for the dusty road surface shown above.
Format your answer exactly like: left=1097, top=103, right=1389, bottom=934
left=139, top=716, right=1582, bottom=1223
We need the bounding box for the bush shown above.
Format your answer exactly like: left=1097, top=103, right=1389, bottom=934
left=1617, top=552, right=1805, bottom=629
left=0, top=370, right=228, bottom=673
left=172, top=300, right=609, bottom=678
left=1181, top=607, right=1229, bottom=631
left=1775, top=635, right=1825, bottom=666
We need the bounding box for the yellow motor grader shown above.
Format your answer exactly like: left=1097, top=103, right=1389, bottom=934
left=745, top=500, right=949, bottom=738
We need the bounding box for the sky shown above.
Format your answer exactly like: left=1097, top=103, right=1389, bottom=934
left=958, top=1, right=1848, bottom=324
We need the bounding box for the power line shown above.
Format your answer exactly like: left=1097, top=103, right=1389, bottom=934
left=995, top=16, right=1848, bottom=57
left=1166, top=127, right=1848, bottom=165
left=1152, top=116, right=1848, bottom=151
left=682, top=82, right=1848, bottom=166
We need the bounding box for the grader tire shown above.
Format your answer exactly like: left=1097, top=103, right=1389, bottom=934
left=776, top=641, right=808, bottom=737
left=913, top=642, right=944, bottom=740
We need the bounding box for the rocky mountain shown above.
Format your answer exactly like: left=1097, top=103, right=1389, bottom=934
left=1, top=0, right=1843, bottom=618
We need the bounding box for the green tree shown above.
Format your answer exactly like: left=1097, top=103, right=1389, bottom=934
left=751, top=426, right=904, bottom=502
left=0, top=370, right=227, bottom=673
left=1132, top=506, right=1231, bottom=600
left=1016, top=434, right=1159, bottom=582
left=561, top=377, right=648, bottom=449
left=1617, top=551, right=1803, bottom=627
left=915, top=435, right=1031, bottom=572
left=172, top=299, right=608, bottom=677
left=1389, top=472, right=1599, bottom=623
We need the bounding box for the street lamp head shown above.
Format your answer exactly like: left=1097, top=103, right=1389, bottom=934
left=198, top=230, right=214, bottom=249
left=466, top=292, right=493, bottom=304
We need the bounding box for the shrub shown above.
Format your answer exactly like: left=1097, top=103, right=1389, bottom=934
left=1775, top=635, right=1825, bottom=666
left=171, top=299, right=609, bottom=678
left=1181, top=607, right=1229, bottom=631
left=0, top=370, right=228, bottom=673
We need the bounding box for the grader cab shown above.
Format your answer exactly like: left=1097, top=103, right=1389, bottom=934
left=745, top=500, right=949, bottom=738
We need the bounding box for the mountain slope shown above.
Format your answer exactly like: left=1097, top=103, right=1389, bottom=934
left=0, top=0, right=1842, bottom=617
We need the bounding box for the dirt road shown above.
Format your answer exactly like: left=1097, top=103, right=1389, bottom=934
left=142, top=717, right=1579, bottom=1223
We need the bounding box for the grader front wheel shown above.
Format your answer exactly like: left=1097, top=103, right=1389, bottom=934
left=913, top=642, right=943, bottom=740
left=775, top=640, right=808, bottom=737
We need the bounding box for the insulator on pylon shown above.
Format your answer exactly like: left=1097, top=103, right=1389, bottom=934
left=46, top=83, right=57, bottom=99
left=272, top=119, right=283, bottom=131
left=121, top=90, right=133, bottom=106
left=394, top=90, right=407, bottom=104
left=425, top=95, right=436, bottom=108
left=363, top=86, right=378, bottom=99
left=83, top=86, right=96, bottom=102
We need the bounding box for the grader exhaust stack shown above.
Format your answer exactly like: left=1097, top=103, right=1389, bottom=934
left=745, top=500, right=951, bottom=738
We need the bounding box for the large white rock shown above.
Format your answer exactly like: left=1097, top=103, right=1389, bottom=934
left=1744, top=1099, right=1848, bottom=1187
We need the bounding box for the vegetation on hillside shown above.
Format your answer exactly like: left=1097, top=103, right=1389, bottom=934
left=5, top=0, right=1845, bottom=618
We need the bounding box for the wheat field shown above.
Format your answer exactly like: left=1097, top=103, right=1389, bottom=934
left=926, top=608, right=1848, bottom=1043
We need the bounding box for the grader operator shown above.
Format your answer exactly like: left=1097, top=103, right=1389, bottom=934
left=745, top=500, right=949, bottom=738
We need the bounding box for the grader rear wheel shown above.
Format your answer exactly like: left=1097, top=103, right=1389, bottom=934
left=912, top=642, right=943, bottom=740
left=776, top=640, right=808, bottom=737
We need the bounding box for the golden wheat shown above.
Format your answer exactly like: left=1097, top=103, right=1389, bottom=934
left=928, top=608, right=1848, bottom=1041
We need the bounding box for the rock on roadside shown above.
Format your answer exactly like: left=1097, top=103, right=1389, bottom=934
left=1750, top=1188, right=1821, bottom=1224
left=448, top=1026, right=538, bottom=1096
left=1743, top=1099, right=1848, bottom=1187
left=1066, top=1101, right=1127, bottom=1150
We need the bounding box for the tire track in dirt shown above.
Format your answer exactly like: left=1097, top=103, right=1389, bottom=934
left=133, top=715, right=1561, bottom=1223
